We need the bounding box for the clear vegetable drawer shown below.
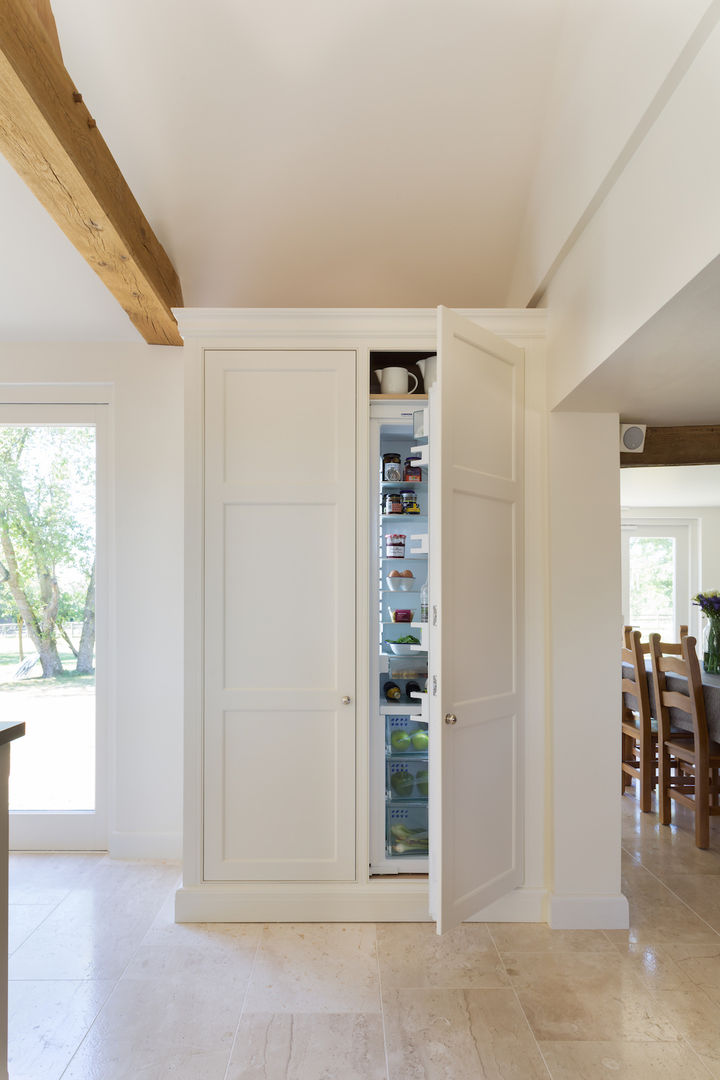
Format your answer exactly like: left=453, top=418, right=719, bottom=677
left=386, top=803, right=429, bottom=857
left=385, top=714, right=429, bottom=756
left=387, top=757, right=429, bottom=801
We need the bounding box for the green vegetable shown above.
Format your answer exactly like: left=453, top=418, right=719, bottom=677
left=386, top=635, right=421, bottom=645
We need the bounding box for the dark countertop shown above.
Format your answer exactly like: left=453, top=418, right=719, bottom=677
left=0, top=722, right=24, bottom=747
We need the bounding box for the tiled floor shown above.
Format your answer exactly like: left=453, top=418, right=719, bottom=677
left=7, top=791, right=720, bottom=1079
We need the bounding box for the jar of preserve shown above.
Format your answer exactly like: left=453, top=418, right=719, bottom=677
left=383, top=453, right=402, bottom=482
left=385, top=533, right=406, bottom=558
left=402, top=490, right=420, bottom=514
left=384, top=491, right=404, bottom=515
left=404, top=456, right=422, bottom=482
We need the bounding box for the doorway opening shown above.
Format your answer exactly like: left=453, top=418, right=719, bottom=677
left=0, top=406, right=107, bottom=850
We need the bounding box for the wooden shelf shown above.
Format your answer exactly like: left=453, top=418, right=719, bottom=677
left=369, top=394, right=428, bottom=400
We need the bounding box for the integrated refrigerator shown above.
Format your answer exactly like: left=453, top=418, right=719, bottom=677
left=369, top=401, right=431, bottom=874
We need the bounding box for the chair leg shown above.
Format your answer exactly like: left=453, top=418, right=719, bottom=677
left=640, top=739, right=653, bottom=813
left=659, top=745, right=672, bottom=826
left=695, top=766, right=710, bottom=849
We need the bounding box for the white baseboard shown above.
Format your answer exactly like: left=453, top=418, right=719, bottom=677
left=549, top=892, right=630, bottom=929
left=175, top=883, right=547, bottom=924
left=109, top=831, right=182, bottom=861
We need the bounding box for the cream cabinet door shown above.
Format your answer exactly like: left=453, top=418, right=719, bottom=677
left=203, top=350, right=357, bottom=881
left=429, top=308, right=524, bottom=932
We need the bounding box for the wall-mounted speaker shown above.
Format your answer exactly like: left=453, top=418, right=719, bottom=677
left=620, top=423, right=647, bottom=453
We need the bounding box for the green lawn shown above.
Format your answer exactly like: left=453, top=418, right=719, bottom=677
left=0, top=648, right=95, bottom=693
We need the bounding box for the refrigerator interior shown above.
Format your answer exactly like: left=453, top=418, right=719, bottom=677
left=369, top=414, right=430, bottom=874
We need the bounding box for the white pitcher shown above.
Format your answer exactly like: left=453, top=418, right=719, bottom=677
left=417, top=355, right=437, bottom=390
left=376, top=366, right=419, bottom=395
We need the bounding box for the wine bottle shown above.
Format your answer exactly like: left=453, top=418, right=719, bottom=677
left=383, top=680, right=402, bottom=702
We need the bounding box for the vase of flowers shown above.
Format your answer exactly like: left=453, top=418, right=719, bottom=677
left=693, top=591, right=720, bottom=674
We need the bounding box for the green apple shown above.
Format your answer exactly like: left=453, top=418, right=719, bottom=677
left=411, top=730, right=429, bottom=751
left=390, top=770, right=414, bottom=797
left=417, top=769, right=429, bottom=797
left=390, top=730, right=411, bottom=752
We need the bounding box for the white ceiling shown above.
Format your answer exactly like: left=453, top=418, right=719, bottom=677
left=0, top=0, right=568, bottom=341
left=621, top=464, right=720, bottom=508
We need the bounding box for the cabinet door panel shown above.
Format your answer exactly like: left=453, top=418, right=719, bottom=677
left=204, top=350, right=356, bottom=882
left=430, top=308, right=524, bottom=932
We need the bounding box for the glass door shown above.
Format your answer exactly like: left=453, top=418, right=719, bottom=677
left=621, top=521, right=694, bottom=642
left=0, top=405, right=107, bottom=850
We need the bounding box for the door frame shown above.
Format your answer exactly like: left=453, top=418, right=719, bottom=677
left=0, top=393, right=113, bottom=852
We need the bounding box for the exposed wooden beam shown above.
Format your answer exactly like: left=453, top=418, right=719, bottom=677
left=0, top=0, right=183, bottom=345
left=621, top=425, right=720, bottom=467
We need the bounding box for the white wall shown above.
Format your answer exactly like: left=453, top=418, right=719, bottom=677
left=547, top=412, right=628, bottom=928
left=0, top=343, right=184, bottom=859
left=509, top=0, right=718, bottom=308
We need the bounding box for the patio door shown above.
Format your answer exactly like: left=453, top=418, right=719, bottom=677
left=621, top=520, right=696, bottom=643
left=0, top=404, right=108, bottom=850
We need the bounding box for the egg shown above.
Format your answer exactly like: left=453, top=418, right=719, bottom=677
left=389, top=570, right=401, bottom=578
left=402, top=570, right=414, bottom=578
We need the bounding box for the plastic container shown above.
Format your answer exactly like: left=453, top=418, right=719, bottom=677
left=386, top=715, right=428, bottom=755
left=388, top=607, right=414, bottom=623
left=387, top=803, right=428, bottom=856
left=387, top=757, right=429, bottom=800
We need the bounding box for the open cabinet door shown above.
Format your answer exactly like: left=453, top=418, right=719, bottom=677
left=429, top=307, right=524, bottom=933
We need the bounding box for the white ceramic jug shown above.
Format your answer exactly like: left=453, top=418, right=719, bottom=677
left=417, top=355, right=437, bottom=390
left=376, top=366, right=419, bottom=395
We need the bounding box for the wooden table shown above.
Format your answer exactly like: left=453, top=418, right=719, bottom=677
left=623, top=659, right=720, bottom=741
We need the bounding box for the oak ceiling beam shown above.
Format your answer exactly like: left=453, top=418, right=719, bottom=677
left=620, top=425, right=720, bottom=467
left=0, top=0, right=183, bottom=345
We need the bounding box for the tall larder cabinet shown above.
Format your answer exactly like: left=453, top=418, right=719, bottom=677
left=177, top=307, right=544, bottom=931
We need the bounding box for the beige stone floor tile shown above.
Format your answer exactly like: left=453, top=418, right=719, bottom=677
left=650, top=987, right=720, bottom=1077
left=486, top=922, right=615, bottom=956
left=538, top=1039, right=713, bottom=1079
left=8, top=902, right=56, bottom=954
left=509, top=960, right=681, bottom=1042
left=605, top=940, right=701, bottom=991
left=61, top=977, right=243, bottom=1080
left=662, top=942, right=720, bottom=991
left=656, top=874, right=720, bottom=930
left=226, top=1013, right=387, bottom=1079
left=8, top=978, right=113, bottom=1080
left=243, top=923, right=381, bottom=1014
left=605, top=858, right=719, bottom=945
left=8, top=852, right=100, bottom=905
left=376, top=921, right=508, bottom=989
left=382, top=987, right=549, bottom=1079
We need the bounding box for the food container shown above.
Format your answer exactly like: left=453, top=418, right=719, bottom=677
left=404, top=456, right=422, bottom=482
left=385, top=533, right=406, bottom=558
left=384, top=491, right=404, bottom=515
left=388, top=607, right=414, bottom=623
left=382, top=453, right=403, bottom=482
left=402, top=490, right=420, bottom=514
left=386, top=574, right=414, bottom=592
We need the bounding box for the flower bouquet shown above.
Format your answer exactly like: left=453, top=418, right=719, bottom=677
left=693, top=591, right=720, bottom=674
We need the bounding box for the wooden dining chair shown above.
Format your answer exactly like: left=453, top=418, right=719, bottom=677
left=621, top=628, right=655, bottom=811
left=649, top=633, right=720, bottom=848
left=623, top=625, right=688, bottom=654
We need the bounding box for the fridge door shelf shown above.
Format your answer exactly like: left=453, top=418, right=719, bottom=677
left=387, top=803, right=429, bottom=857
left=410, top=444, right=429, bottom=466
left=387, top=757, right=429, bottom=802
left=408, top=534, right=428, bottom=555
left=408, top=624, right=428, bottom=650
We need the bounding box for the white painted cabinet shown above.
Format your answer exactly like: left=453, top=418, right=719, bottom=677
left=203, top=350, right=357, bottom=881
left=177, top=308, right=535, bottom=926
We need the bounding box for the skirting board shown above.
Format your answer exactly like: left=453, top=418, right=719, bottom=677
left=549, top=893, right=630, bottom=930
left=109, top=831, right=182, bottom=861
left=174, top=884, right=546, bottom=924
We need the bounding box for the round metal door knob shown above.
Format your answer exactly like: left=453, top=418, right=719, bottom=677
left=341, top=696, right=351, bottom=705
left=444, top=713, right=457, bottom=725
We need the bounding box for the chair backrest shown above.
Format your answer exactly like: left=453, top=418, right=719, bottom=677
left=623, top=625, right=688, bottom=654
left=648, top=633, right=708, bottom=755
left=622, top=628, right=651, bottom=733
